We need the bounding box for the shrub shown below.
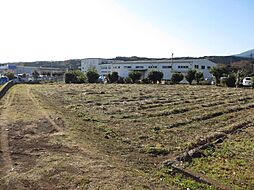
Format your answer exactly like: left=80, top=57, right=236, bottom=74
left=195, top=72, right=204, bottom=85
left=252, top=76, right=254, bottom=88
left=65, top=70, right=86, bottom=84
left=226, top=74, right=236, bottom=87
left=4, top=72, right=15, bottom=80
left=128, top=71, right=142, bottom=83
left=32, top=70, right=40, bottom=79
left=185, top=69, right=196, bottom=85
left=141, top=78, right=150, bottom=84
left=117, top=77, right=125, bottom=84
left=148, top=70, right=163, bottom=83
left=86, top=68, right=99, bottom=83
left=171, top=72, right=184, bottom=84
left=124, top=77, right=133, bottom=84
left=107, top=72, right=119, bottom=83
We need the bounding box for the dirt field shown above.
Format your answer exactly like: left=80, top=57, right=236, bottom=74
left=0, top=84, right=253, bottom=189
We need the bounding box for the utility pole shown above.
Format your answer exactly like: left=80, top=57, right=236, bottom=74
left=171, top=53, right=174, bottom=70
left=50, top=60, right=53, bottom=78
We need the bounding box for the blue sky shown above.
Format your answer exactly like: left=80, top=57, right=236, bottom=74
left=118, top=0, right=254, bottom=56
left=0, top=0, right=253, bottom=62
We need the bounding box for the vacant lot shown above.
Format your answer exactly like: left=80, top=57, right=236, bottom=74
left=1, top=84, right=253, bottom=189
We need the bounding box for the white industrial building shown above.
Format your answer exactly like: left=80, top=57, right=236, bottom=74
left=81, top=58, right=216, bottom=80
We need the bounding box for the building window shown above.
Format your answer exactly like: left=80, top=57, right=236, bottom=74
left=136, top=66, right=144, bottom=69
left=178, top=65, right=189, bottom=69
left=201, top=65, right=205, bottom=69
left=124, top=66, right=132, bottom=69
left=113, top=66, right=121, bottom=69
left=148, top=66, right=157, bottom=68
left=195, top=65, right=199, bottom=69
left=207, top=66, right=211, bottom=69
left=162, top=66, right=172, bottom=69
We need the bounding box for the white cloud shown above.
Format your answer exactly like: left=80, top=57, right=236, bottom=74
left=0, top=0, right=201, bottom=62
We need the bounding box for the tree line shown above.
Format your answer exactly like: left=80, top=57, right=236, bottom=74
left=65, top=68, right=204, bottom=85
left=65, top=65, right=254, bottom=87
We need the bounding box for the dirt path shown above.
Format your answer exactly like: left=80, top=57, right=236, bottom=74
left=27, top=88, right=64, bottom=133
left=0, top=85, right=167, bottom=189
left=0, top=87, right=15, bottom=175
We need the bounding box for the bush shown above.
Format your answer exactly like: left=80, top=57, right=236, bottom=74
left=171, top=73, right=184, bottom=84
left=141, top=78, right=150, bottom=84
left=65, top=70, right=86, bottom=84
left=32, top=70, right=40, bottom=79
left=124, top=77, right=133, bottom=84
left=86, top=69, right=99, bottom=83
left=252, top=76, right=254, bottom=88
left=4, top=72, right=15, bottom=80
left=117, top=77, right=125, bottom=84
left=147, top=70, right=163, bottom=83
left=128, top=71, right=142, bottom=83
left=195, top=72, right=204, bottom=85
left=185, top=69, right=196, bottom=85
left=107, top=72, right=119, bottom=83
left=226, top=74, right=236, bottom=87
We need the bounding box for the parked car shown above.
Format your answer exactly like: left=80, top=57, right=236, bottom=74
left=242, top=77, right=252, bottom=86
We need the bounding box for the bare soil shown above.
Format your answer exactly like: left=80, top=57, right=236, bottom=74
left=0, top=83, right=253, bottom=189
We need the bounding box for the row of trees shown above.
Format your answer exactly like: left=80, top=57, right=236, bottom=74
left=65, top=67, right=254, bottom=87
left=65, top=68, right=205, bottom=85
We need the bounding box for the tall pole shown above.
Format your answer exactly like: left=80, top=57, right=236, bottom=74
left=50, top=60, right=53, bottom=78
left=171, top=53, right=174, bottom=70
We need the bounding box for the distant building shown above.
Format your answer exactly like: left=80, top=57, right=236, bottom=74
left=0, top=64, right=16, bottom=74
left=14, top=66, right=65, bottom=75
left=0, top=64, right=65, bottom=75
left=81, top=58, right=216, bottom=80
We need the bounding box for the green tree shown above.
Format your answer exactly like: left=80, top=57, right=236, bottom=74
left=107, top=72, right=119, bottom=83
left=86, top=68, right=99, bottom=83
left=148, top=70, right=164, bottom=83
left=210, top=67, right=225, bottom=85
left=128, top=71, right=142, bottom=83
left=4, top=72, right=15, bottom=80
left=195, top=72, right=204, bottom=85
left=65, top=70, right=86, bottom=84
left=32, top=70, right=40, bottom=79
left=185, top=69, right=196, bottom=85
left=226, top=73, right=236, bottom=87
left=171, top=72, right=184, bottom=84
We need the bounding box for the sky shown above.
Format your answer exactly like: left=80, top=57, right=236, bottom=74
left=0, top=0, right=253, bottom=62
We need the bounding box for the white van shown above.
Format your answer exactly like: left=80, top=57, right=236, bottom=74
left=242, top=77, right=252, bottom=86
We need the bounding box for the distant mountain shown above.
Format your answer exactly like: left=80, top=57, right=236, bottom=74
left=235, top=49, right=254, bottom=59
left=4, top=59, right=81, bottom=70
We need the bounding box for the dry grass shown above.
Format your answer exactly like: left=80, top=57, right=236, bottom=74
left=29, top=83, right=254, bottom=189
